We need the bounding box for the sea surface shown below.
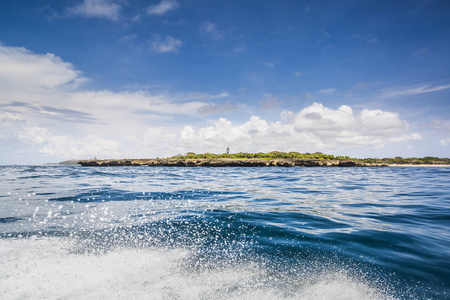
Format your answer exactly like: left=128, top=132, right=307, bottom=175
left=0, top=165, right=449, bottom=299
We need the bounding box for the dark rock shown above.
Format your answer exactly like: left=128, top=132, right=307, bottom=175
left=338, top=160, right=357, bottom=167
left=78, top=158, right=387, bottom=167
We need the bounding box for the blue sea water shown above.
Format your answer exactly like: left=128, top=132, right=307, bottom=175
left=0, top=166, right=449, bottom=299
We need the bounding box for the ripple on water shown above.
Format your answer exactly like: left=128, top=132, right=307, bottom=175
left=0, top=166, right=449, bottom=299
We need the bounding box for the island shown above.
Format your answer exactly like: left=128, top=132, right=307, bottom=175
left=77, top=151, right=450, bottom=167
left=78, top=152, right=377, bottom=167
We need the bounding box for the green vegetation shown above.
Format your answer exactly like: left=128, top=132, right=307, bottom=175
left=362, top=156, right=450, bottom=165
left=169, top=152, right=450, bottom=165
left=58, top=159, right=79, bottom=165
left=171, top=151, right=350, bottom=160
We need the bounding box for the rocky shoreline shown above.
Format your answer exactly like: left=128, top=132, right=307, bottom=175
left=77, top=158, right=388, bottom=167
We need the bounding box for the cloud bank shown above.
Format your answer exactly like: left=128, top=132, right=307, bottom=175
left=169, top=103, right=421, bottom=155
left=0, top=44, right=422, bottom=163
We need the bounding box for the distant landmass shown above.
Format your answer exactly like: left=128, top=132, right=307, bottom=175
left=44, top=159, right=80, bottom=166
left=77, top=152, right=450, bottom=167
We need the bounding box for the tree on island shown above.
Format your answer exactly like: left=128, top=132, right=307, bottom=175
left=167, top=151, right=449, bottom=164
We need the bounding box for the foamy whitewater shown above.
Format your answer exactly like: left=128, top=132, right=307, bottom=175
left=0, top=166, right=449, bottom=299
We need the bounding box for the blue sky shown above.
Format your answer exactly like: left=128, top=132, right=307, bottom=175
left=0, top=0, right=449, bottom=164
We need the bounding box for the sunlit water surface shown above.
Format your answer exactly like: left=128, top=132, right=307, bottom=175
left=0, top=166, right=449, bottom=299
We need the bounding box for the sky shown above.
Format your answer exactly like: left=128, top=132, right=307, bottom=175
left=0, top=0, right=449, bottom=164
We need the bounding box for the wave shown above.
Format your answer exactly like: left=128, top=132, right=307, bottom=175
left=0, top=237, right=397, bottom=300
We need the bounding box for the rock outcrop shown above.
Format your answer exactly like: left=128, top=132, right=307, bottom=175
left=78, top=158, right=387, bottom=167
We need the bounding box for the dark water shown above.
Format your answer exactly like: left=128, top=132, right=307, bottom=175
left=0, top=166, right=449, bottom=299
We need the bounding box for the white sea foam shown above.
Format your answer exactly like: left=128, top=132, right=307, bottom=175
left=0, top=237, right=395, bottom=300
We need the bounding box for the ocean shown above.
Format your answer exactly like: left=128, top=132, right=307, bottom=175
left=0, top=165, right=449, bottom=299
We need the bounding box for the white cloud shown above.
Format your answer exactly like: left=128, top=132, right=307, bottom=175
left=294, top=103, right=356, bottom=132
left=0, top=44, right=222, bottom=162
left=317, top=88, right=336, bottom=95
left=2, top=85, right=212, bottom=160
left=122, top=34, right=137, bottom=42
left=263, top=61, right=275, bottom=67
left=280, top=110, right=294, bottom=122
left=429, top=119, right=443, bottom=127
left=17, top=126, right=50, bottom=145
left=129, top=126, right=178, bottom=156
left=293, top=103, right=422, bottom=148
left=120, top=117, right=302, bottom=156
left=147, top=0, right=179, bottom=16
left=177, top=116, right=296, bottom=152
left=439, top=138, right=450, bottom=146
left=381, top=84, right=450, bottom=98
left=18, top=126, right=120, bottom=158
left=0, top=45, right=85, bottom=89
left=69, top=0, right=121, bottom=20
left=155, top=103, right=422, bottom=155
left=0, top=112, right=24, bottom=123
left=65, top=89, right=208, bottom=118
left=200, top=22, right=227, bottom=40
left=150, top=36, right=183, bottom=53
